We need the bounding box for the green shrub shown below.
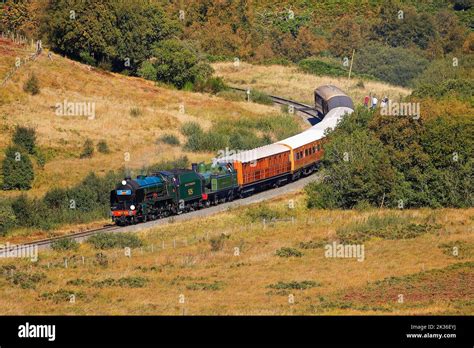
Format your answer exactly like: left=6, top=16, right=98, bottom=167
left=248, top=89, right=273, bottom=105
left=40, top=289, right=85, bottom=303
left=181, top=122, right=203, bottom=137
left=152, top=39, right=213, bottom=89
left=97, top=140, right=110, bottom=154
left=137, top=60, right=158, bottom=81
left=2, top=146, right=34, bottom=190
left=335, top=215, right=439, bottom=244
left=79, top=139, right=94, bottom=159
left=91, top=276, right=148, bottom=288
left=129, top=107, right=142, bottom=117
left=193, top=76, right=227, bottom=94
left=87, top=232, right=143, bottom=250
left=438, top=241, right=472, bottom=259
left=275, top=247, right=303, bottom=258
left=6, top=271, right=46, bottom=289
left=353, top=43, right=429, bottom=87
left=23, top=74, right=40, bottom=95
left=51, top=238, right=80, bottom=251
left=147, top=156, right=189, bottom=172
left=79, top=51, right=96, bottom=66
left=209, top=233, right=229, bottom=252
left=268, top=280, right=320, bottom=290
left=299, top=57, right=349, bottom=77
left=244, top=204, right=281, bottom=222
left=13, top=126, right=36, bottom=154
left=158, top=134, right=180, bottom=146
left=0, top=200, right=16, bottom=236
left=186, top=281, right=224, bottom=291
left=299, top=240, right=327, bottom=249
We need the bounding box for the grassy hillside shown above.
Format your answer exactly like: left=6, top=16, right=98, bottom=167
left=0, top=193, right=472, bottom=315
left=0, top=39, right=300, bottom=198
left=213, top=62, right=411, bottom=105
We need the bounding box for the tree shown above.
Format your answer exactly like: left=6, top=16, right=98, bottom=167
left=329, top=16, right=363, bottom=57
left=353, top=43, right=429, bottom=87
left=2, top=146, right=34, bottom=190
left=371, top=2, right=437, bottom=50
left=13, top=125, right=36, bottom=154
left=43, top=0, right=179, bottom=72
left=0, top=200, right=16, bottom=236
left=151, top=39, right=213, bottom=88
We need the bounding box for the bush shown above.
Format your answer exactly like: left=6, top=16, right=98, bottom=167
left=275, top=247, right=303, bottom=258
left=147, top=156, right=189, bottom=172
left=209, top=233, right=229, bottom=252
left=97, top=140, right=110, bottom=154
left=248, top=89, right=273, bottom=105
left=129, top=107, right=142, bottom=117
left=151, top=39, right=213, bottom=89
left=23, top=74, right=40, bottom=95
left=186, top=281, right=224, bottom=291
left=87, top=232, right=143, bottom=250
left=299, top=57, right=349, bottom=77
left=137, top=60, right=157, bottom=81
left=268, top=280, right=320, bottom=290
left=13, top=126, right=36, bottom=154
left=7, top=271, right=46, bottom=289
left=51, top=238, right=80, bottom=251
left=181, top=122, right=202, bottom=137
left=79, top=51, right=96, bottom=66
left=193, top=76, right=227, bottom=94
left=92, top=276, right=148, bottom=288
left=79, top=139, right=94, bottom=159
left=158, top=134, right=180, bottom=146
left=244, top=204, right=281, bottom=222
left=2, top=146, right=34, bottom=190
left=0, top=200, right=16, bottom=236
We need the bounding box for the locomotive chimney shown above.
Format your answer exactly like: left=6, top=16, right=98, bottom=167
left=191, top=163, right=198, bottom=172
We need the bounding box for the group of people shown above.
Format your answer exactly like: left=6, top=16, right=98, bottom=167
left=364, top=95, right=389, bottom=109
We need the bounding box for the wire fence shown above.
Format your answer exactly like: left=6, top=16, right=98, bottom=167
left=0, top=31, right=42, bottom=87
left=5, top=217, right=311, bottom=271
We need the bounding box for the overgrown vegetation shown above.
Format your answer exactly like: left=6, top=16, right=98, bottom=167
left=180, top=115, right=300, bottom=153
left=335, top=215, right=440, bottom=244
left=305, top=106, right=474, bottom=209
left=23, top=74, right=40, bottom=95
left=275, top=247, right=303, bottom=258
left=87, top=233, right=143, bottom=250
left=51, top=238, right=80, bottom=251
left=157, top=134, right=180, bottom=146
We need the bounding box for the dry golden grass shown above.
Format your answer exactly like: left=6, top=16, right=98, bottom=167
left=0, top=193, right=471, bottom=315
left=213, top=62, right=411, bottom=106
left=0, top=43, right=284, bottom=197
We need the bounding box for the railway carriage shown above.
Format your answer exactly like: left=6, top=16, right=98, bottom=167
left=315, top=85, right=354, bottom=116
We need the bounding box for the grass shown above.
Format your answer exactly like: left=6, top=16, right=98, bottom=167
left=213, top=62, right=411, bottom=107
left=0, top=191, right=471, bottom=315
left=0, top=40, right=286, bottom=199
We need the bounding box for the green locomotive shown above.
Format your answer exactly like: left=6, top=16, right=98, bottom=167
left=110, top=162, right=238, bottom=225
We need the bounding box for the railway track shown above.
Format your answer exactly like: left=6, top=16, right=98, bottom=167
left=0, top=172, right=321, bottom=253
left=0, top=91, right=323, bottom=254
left=229, top=86, right=322, bottom=124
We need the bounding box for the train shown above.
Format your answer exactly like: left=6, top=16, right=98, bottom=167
left=110, top=85, right=354, bottom=225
